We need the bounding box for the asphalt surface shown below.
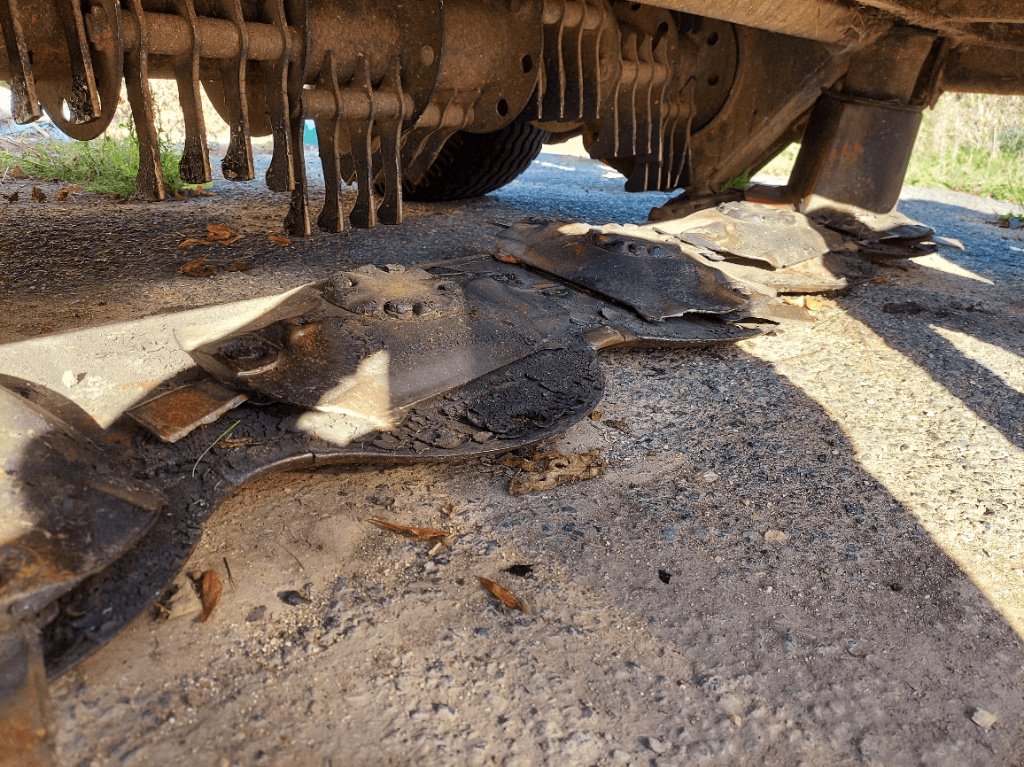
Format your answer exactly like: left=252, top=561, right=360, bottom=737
left=1, top=149, right=1023, bottom=766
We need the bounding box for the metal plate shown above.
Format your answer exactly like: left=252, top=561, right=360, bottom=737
left=651, top=202, right=839, bottom=269
left=497, top=222, right=750, bottom=322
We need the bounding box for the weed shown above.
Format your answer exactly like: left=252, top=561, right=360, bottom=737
left=0, top=125, right=190, bottom=198
left=723, top=168, right=753, bottom=191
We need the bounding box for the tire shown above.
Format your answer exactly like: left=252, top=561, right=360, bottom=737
left=403, top=116, right=550, bottom=202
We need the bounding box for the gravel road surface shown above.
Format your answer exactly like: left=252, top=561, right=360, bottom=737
left=1, top=149, right=1022, bottom=766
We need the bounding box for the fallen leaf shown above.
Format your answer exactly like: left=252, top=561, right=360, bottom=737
left=500, top=449, right=606, bottom=496
left=178, top=236, right=214, bottom=249
left=268, top=234, right=291, bottom=246
left=206, top=223, right=236, bottom=241
left=173, top=191, right=187, bottom=201
left=194, top=184, right=217, bottom=196
left=219, top=436, right=251, bottom=448
left=5, top=190, right=18, bottom=203
left=227, top=259, right=253, bottom=272
left=367, top=517, right=451, bottom=540
left=55, top=184, right=81, bottom=201
left=494, top=253, right=520, bottom=264
left=31, top=185, right=46, bottom=203
left=8, top=166, right=26, bottom=179
left=198, top=569, right=222, bottom=623
left=781, top=295, right=806, bottom=309
left=178, top=256, right=219, bottom=277
left=478, top=576, right=531, bottom=614
left=804, top=296, right=831, bottom=312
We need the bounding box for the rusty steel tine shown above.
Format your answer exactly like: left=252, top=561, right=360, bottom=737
left=315, top=51, right=345, bottom=233
left=54, top=0, right=101, bottom=122
left=283, top=0, right=311, bottom=236
left=124, top=0, right=166, bottom=201
left=173, top=0, right=212, bottom=185
left=0, top=0, right=41, bottom=123
left=216, top=0, right=255, bottom=182
left=377, top=56, right=405, bottom=226
left=347, top=55, right=378, bottom=230
left=263, top=0, right=295, bottom=192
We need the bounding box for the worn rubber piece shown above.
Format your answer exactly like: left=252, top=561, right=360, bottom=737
left=403, top=116, right=550, bottom=202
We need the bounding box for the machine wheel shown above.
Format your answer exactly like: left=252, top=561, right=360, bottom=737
left=404, top=116, right=550, bottom=201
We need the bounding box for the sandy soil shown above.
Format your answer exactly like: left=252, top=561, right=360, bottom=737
left=1, top=150, right=1022, bottom=766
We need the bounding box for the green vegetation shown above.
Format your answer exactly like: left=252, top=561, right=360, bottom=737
left=0, top=127, right=189, bottom=198
left=723, top=168, right=754, bottom=191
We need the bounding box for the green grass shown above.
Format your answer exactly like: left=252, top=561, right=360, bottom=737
left=904, top=146, right=1024, bottom=205
left=0, top=130, right=189, bottom=198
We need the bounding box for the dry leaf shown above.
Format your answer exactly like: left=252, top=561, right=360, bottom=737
left=367, top=517, right=451, bottom=540
left=199, top=569, right=222, bottom=623
left=501, top=449, right=606, bottom=496
left=268, top=234, right=291, bottom=246
left=31, top=185, right=46, bottom=203
left=227, top=259, right=253, bottom=272
left=173, top=191, right=187, bottom=201
left=478, top=576, right=531, bottom=614
left=55, top=184, right=81, bottom=201
left=178, top=256, right=218, bottom=277
left=219, top=233, right=243, bottom=246
left=8, top=166, right=26, bottom=179
left=206, top=223, right=236, bottom=241
left=5, top=190, right=18, bottom=203
left=178, top=236, right=214, bottom=249
left=495, top=253, right=520, bottom=264
left=194, top=185, right=216, bottom=196
left=220, top=436, right=251, bottom=448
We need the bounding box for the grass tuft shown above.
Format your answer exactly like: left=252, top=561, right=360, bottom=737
left=0, top=127, right=189, bottom=198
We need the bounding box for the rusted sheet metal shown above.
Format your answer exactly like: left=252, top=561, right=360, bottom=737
left=127, top=379, right=249, bottom=444
left=649, top=202, right=840, bottom=269
left=0, top=208, right=935, bottom=750
left=188, top=265, right=570, bottom=420
left=496, top=222, right=750, bottom=322
left=0, top=383, right=161, bottom=621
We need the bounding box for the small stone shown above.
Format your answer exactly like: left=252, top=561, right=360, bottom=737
left=278, top=590, right=311, bottom=606
left=644, top=737, right=668, bottom=754
left=971, top=708, right=998, bottom=729
left=764, top=529, right=789, bottom=543
left=701, top=470, right=720, bottom=483
left=245, top=605, right=266, bottom=623
left=62, top=370, right=84, bottom=388
left=163, top=577, right=202, bottom=621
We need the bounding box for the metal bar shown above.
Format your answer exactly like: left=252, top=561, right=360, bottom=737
left=123, top=0, right=166, bottom=201
left=54, top=0, right=101, bottom=122
left=0, top=0, right=41, bottom=123
left=172, top=0, right=213, bottom=184
left=114, top=10, right=300, bottom=62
